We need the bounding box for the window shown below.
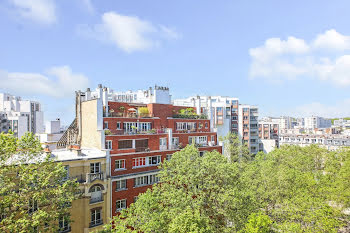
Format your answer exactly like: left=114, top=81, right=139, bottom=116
left=243, top=116, right=248, bottom=120
left=232, top=123, right=238, bottom=128
left=116, top=200, right=126, bottom=212
left=149, top=174, right=159, bottom=184
left=103, top=121, right=108, bottom=129
left=232, top=116, right=238, bottom=120
left=149, top=156, right=161, bottom=165
left=90, top=163, right=101, bottom=174
left=59, top=216, right=70, bottom=232
left=134, top=196, right=139, bottom=203
left=198, top=136, right=207, bottom=144
left=176, top=122, right=196, bottom=130
left=211, top=135, right=215, bottom=142
left=134, top=174, right=159, bottom=187
left=134, top=176, right=148, bottom=187
left=116, top=180, right=127, bottom=191
left=205, top=122, right=208, bottom=128
left=133, top=157, right=146, bottom=167
left=115, top=160, right=125, bottom=170
left=117, top=122, right=121, bottom=129
left=118, top=140, right=132, bottom=149
left=166, top=154, right=172, bottom=161
left=243, top=108, right=249, bottom=112
left=172, top=137, right=179, bottom=146
left=90, top=208, right=102, bottom=227
left=188, top=136, right=195, bottom=144
left=105, top=140, right=112, bottom=150
left=160, top=138, right=167, bottom=146
left=232, top=100, right=238, bottom=105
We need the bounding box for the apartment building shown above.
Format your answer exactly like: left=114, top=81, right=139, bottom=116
left=279, top=133, right=350, bottom=151
left=37, top=119, right=64, bottom=150
left=238, top=105, right=259, bottom=154
left=0, top=93, right=44, bottom=138
left=0, top=112, right=10, bottom=133
left=173, top=96, right=259, bottom=154
left=258, top=119, right=279, bottom=153
left=49, top=146, right=110, bottom=232
left=304, top=116, right=331, bottom=129
left=54, top=85, right=221, bottom=231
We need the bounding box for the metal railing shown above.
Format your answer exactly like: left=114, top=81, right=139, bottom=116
left=86, top=172, right=104, bottom=183
left=90, top=195, right=103, bottom=204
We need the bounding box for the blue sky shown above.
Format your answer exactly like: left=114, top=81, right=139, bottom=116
left=1, top=0, right=350, bottom=125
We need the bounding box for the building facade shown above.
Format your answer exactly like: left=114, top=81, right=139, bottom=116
left=258, top=120, right=279, bottom=153
left=304, top=116, right=332, bottom=129
left=54, top=85, right=221, bottom=231
left=173, top=96, right=259, bottom=154
left=0, top=93, right=44, bottom=138
left=37, top=119, right=64, bottom=150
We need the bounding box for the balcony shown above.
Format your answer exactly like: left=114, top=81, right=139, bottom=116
left=104, top=112, right=154, bottom=118
left=86, top=172, right=104, bottom=183
left=89, top=219, right=103, bottom=228
left=90, top=195, right=103, bottom=204
left=70, top=174, right=86, bottom=183
left=172, top=114, right=208, bottom=119
left=110, top=129, right=166, bottom=136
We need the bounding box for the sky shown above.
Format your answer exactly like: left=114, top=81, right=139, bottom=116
left=1, top=0, right=350, bottom=125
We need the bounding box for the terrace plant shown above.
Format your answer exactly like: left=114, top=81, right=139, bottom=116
left=138, top=107, right=149, bottom=117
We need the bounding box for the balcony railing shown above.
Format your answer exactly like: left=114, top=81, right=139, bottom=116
left=86, top=172, right=104, bottom=183
left=172, top=114, right=208, bottom=119
left=90, top=195, right=103, bottom=204
left=135, top=147, right=150, bottom=152
left=70, top=174, right=86, bottom=183
left=103, top=112, right=154, bottom=118
left=111, top=129, right=166, bottom=135
left=89, top=219, right=103, bottom=228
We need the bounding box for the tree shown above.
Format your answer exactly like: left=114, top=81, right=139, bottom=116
left=241, top=145, right=348, bottom=232
left=138, top=107, right=149, bottom=117
left=103, top=145, right=253, bottom=232
left=220, top=133, right=251, bottom=163
left=0, top=132, right=79, bottom=232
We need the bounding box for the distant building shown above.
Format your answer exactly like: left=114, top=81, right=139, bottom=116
left=0, top=93, right=44, bottom=138
left=37, top=119, right=64, bottom=150
left=174, top=96, right=259, bottom=154
left=304, top=116, right=331, bottom=129
left=258, top=119, right=279, bottom=153
left=0, top=112, right=10, bottom=133
left=279, top=133, right=350, bottom=151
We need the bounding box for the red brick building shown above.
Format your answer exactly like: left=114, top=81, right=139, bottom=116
left=104, top=101, right=222, bottom=215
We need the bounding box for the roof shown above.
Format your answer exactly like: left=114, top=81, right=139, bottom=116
left=51, top=147, right=107, bottom=162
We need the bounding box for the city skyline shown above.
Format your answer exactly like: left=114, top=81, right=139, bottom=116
left=1, top=0, right=350, bottom=124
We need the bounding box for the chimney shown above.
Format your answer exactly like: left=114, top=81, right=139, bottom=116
left=68, top=144, right=82, bottom=156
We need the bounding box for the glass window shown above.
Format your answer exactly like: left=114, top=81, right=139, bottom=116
left=115, top=160, right=125, bottom=170
left=116, top=180, right=127, bottom=191
left=116, top=200, right=127, bottom=212
left=90, top=163, right=101, bottom=174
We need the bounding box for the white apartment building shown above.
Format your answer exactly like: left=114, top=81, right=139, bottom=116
left=0, top=93, right=44, bottom=138
left=304, top=116, right=331, bottom=129
left=270, top=116, right=293, bottom=131
left=279, top=133, right=350, bottom=151
left=37, top=119, right=64, bottom=150
left=84, top=84, right=171, bottom=105
left=173, top=95, right=239, bottom=135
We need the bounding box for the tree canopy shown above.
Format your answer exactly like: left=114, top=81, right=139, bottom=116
left=103, top=133, right=350, bottom=232
left=0, top=132, right=79, bottom=232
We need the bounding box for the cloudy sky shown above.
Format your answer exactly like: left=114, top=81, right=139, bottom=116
left=1, top=0, right=350, bottom=125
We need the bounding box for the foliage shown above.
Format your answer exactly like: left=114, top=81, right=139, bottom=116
left=178, top=108, right=196, bottom=115
left=104, top=129, right=112, bottom=135
left=0, top=132, right=79, bottom=232
left=242, top=212, right=273, bottom=233
left=103, top=141, right=350, bottom=233
left=240, top=145, right=349, bottom=232
left=220, top=133, right=251, bottom=163
left=138, top=107, right=149, bottom=117
left=103, top=145, right=252, bottom=232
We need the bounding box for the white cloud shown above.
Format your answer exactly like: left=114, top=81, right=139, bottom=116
left=78, top=11, right=181, bottom=53
left=313, top=29, right=350, bottom=50
left=9, top=0, right=57, bottom=25
left=0, top=66, right=89, bottom=98
left=293, top=99, right=350, bottom=118
left=249, top=29, right=350, bottom=87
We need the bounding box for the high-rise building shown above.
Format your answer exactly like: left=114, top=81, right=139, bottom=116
left=0, top=93, right=44, bottom=138
left=258, top=119, right=279, bottom=153
left=304, top=116, right=332, bottom=129
left=238, top=105, right=259, bottom=154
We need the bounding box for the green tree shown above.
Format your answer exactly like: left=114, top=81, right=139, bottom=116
left=0, top=132, right=79, bottom=232
left=103, top=145, right=252, bottom=232
left=241, top=145, right=348, bottom=232
left=220, top=133, right=251, bottom=163
left=138, top=107, right=149, bottom=117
